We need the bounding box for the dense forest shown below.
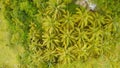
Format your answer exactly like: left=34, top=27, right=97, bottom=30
left=0, top=0, right=120, bottom=68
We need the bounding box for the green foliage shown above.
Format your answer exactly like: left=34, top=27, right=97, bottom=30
left=1, top=0, right=120, bottom=68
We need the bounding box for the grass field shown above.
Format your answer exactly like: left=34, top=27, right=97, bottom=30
left=0, top=13, right=24, bottom=68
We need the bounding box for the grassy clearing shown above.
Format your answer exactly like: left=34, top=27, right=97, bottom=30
left=0, top=13, right=21, bottom=68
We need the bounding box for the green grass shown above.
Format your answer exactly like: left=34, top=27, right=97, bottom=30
left=0, top=13, right=24, bottom=68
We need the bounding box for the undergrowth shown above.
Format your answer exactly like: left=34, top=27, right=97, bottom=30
left=0, top=0, right=120, bottom=68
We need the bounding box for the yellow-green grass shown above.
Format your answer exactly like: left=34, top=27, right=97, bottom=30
left=0, top=14, right=21, bottom=68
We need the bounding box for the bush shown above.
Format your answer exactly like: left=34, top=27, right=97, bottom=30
left=1, top=0, right=120, bottom=67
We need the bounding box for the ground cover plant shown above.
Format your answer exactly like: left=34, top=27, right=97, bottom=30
left=0, top=0, right=120, bottom=68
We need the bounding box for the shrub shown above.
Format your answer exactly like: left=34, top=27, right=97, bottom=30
left=1, top=0, right=120, bottom=67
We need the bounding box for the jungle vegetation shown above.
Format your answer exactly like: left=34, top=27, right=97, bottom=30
left=0, top=0, right=120, bottom=68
